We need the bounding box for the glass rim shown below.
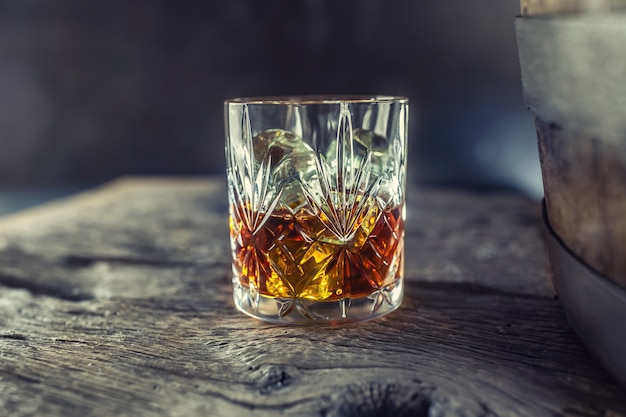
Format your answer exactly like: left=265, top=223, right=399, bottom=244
left=225, top=95, right=408, bottom=105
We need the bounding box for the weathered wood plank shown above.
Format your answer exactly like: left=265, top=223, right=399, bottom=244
left=0, top=177, right=624, bottom=417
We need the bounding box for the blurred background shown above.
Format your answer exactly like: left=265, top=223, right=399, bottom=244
left=0, top=0, right=542, bottom=216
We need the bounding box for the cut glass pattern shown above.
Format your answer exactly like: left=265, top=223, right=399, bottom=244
left=227, top=99, right=407, bottom=323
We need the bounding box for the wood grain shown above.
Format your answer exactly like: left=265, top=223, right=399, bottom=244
left=0, top=177, right=624, bottom=417
left=536, top=120, right=626, bottom=284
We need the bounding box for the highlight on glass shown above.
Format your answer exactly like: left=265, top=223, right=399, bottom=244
left=225, top=96, right=408, bottom=324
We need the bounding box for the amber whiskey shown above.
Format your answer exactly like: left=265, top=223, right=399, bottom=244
left=230, top=201, right=404, bottom=302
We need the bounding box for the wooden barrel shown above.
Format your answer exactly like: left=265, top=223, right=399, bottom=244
left=516, top=0, right=626, bottom=385
left=518, top=1, right=626, bottom=286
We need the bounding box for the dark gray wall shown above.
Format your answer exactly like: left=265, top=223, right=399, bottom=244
left=0, top=0, right=541, bottom=196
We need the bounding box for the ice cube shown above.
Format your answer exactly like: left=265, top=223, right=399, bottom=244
left=353, top=128, right=389, bottom=156
left=325, top=128, right=390, bottom=178
left=253, top=129, right=320, bottom=211
left=253, top=129, right=301, bottom=166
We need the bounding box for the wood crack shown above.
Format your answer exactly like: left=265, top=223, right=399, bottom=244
left=0, top=271, right=92, bottom=301
left=62, top=254, right=229, bottom=268
left=320, top=382, right=433, bottom=417
left=0, top=333, right=28, bottom=341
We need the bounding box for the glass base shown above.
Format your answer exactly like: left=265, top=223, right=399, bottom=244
left=232, top=279, right=403, bottom=325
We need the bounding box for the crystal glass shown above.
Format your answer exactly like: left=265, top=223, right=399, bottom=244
left=225, top=96, right=408, bottom=324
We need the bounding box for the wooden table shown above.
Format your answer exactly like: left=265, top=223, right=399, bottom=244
left=0, top=177, right=624, bottom=416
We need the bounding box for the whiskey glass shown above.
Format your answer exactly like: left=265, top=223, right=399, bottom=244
left=225, top=96, right=408, bottom=324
